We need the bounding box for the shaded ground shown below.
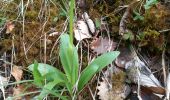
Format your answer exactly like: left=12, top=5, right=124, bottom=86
left=0, top=0, right=170, bottom=99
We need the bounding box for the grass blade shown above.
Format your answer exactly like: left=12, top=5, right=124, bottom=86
left=78, top=51, right=120, bottom=91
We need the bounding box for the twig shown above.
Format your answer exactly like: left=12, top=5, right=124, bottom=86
left=88, top=85, right=95, bottom=100
left=119, top=0, right=140, bottom=35
left=119, top=6, right=130, bottom=35
left=162, top=49, right=167, bottom=86
left=159, top=29, right=170, bottom=33
left=166, top=73, right=170, bottom=100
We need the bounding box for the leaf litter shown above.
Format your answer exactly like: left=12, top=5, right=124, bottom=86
left=90, top=36, right=117, bottom=55
left=0, top=0, right=170, bottom=99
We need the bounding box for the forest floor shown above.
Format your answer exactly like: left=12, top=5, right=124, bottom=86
left=0, top=0, right=170, bottom=100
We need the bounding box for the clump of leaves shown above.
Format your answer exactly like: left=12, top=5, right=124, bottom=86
left=137, top=29, right=164, bottom=51
left=144, top=0, right=158, bottom=10
left=133, top=10, right=144, bottom=21
left=0, top=17, right=6, bottom=27
left=28, top=34, right=120, bottom=99
left=123, top=32, right=134, bottom=41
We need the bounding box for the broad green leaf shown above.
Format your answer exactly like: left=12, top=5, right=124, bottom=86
left=78, top=64, right=99, bottom=92
left=65, top=82, right=72, bottom=95
left=28, top=63, right=66, bottom=82
left=89, top=51, right=120, bottom=72
left=59, top=34, right=79, bottom=85
left=37, top=80, right=66, bottom=100
left=144, top=0, right=158, bottom=10
left=33, top=61, right=43, bottom=87
left=78, top=51, right=120, bottom=91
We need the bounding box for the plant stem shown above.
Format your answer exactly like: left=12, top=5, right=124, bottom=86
left=69, top=0, right=75, bottom=45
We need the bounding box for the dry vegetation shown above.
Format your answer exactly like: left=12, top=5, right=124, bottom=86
left=0, top=0, right=170, bottom=100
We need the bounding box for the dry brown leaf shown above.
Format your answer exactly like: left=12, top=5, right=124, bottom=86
left=140, top=86, right=162, bottom=100
left=11, top=66, right=23, bottom=83
left=91, top=37, right=117, bottom=55
left=97, top=67, right=131, bottom=100
left=13, top=86, right=24, bottom=100
left=6, top=21, right=14, bottom=34
left=147, top=86, right=165, bottom=95
left=74, top=20, right=91, bottom=41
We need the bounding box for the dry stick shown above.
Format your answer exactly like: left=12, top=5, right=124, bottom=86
left=5, top=36, right=16, bottom=100
left=159, top=29, right=170, bottom=33
left=162, top=49, right=167, bottom=86
left=119, top=6, right=130, bottom=35
left=119, top=0, right=140, bottom=35
left=2, top=53, right=6, bottom=100
left=137, top=62, right=142, bottom=100
left=21, top=0, right=29, bottom=60
left=88, top=85, right=95, bottom=100
left=1, top=80, right=5, bottom=100
left=166, top=73, right=170, bottom=100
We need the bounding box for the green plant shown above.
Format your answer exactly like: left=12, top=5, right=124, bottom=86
left=123, top=32, right=134, bottom=41
left=133, top=10, right=144, bottom=21
left=28, top=34, right=119, bottom=99
left=0, top=17, right=6, bottom=27
left=28, top=0, right=119, bottom=99
left=144, top=0, right=158, bottom=10
left=95, top=18, right=101, bottom=29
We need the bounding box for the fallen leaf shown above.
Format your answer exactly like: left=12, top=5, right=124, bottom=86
left=6, top=21, right=14, bottom=34
left=11, top=66, right=23, bottom=83
left=82, top=12, right=96, bottom=34
left=13, top=86, right=24, bottom=100
left=124, top=48, right=165, bottom=95
left=147, top=86, right=165, bottom=94
left=97, top=67, right=131, bottom=100
left=74, top=20, right=91, bottom=41
left=91, top=37, right=117, bottom=55
left=140, top=86, right=162, bottom=100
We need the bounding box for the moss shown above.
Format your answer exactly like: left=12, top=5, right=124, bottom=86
left=112, top=71, right=126, bottom=91
left=143, top=4, right=169, bottom=30
left=138, top=29, right=164, bottom=51
left=0, top=0, right=66, bottom=68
